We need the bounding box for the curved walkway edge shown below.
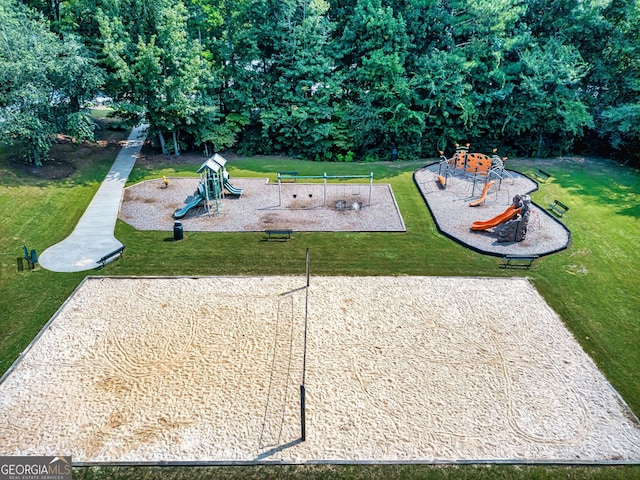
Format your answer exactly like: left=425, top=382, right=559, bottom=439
left=39, top=125, right=148, bottom=273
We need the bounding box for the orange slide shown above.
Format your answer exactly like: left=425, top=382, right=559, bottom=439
left=469, top=180, right=495, bottom=206
left=471, top=205, right=521, bottom=231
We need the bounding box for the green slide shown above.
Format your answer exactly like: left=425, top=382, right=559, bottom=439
left=224, top=180, right=243, bottom=196
left=174, top=184, right=206, bottom=219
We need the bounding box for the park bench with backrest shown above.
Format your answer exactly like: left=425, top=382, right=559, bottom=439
left=500, top=255, right=539, bottom=269
left=533, top=169, right=551, bottom=183
left=97, top=245, right=125, bottom=268
left=22, top=245, right=38, bottom=270
left=548, top=199, right=569, bottom=217
left=264, top=229, right=293, bottom=241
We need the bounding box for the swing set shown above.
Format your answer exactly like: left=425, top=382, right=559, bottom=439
left=276, top=172, right=374, bottom=207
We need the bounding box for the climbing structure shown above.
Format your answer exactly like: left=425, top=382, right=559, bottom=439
left=437, top=144, right=469, bottom=187
left=438, top=144, right=509, bottom=198
left=471, top=194, right=531, bottom=242
left=173, top=153, right=242, bottom=219
left=494, top=194, right=531, bottom=242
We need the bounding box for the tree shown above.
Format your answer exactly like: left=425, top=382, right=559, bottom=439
left=511, top=39, right=593, bottom=156
left=206, top=0, right=339, bottom=158
left=20, top=0, right=66, bottom=31
left=50, top=0, right=639, bottom=162
left=333, top=0, right=426, bottom=158
left=0, top=0, right=103, bottom=164
left=522, top=0, right=637, bottom=161
left=415, top=0, right=592, bottom=156
left=255, top=0, right=338, bottom=158
left=435, top=0, right=530, bottom=150
left=97, top=0, right=215, bottom=156
left=592, top=0, right=640, bottom=165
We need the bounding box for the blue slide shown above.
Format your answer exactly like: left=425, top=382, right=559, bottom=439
left=173, top=184, right=206, bottom=219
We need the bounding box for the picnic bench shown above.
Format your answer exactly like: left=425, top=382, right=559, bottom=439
left=533, top=169, right=551, bottom=182
left=548, top=199, right=569, bottom=217
left=500, top=255, right=538, bottom=269
left=97, top=245, right=125, bottom=268
left=264, top=229, right=293, bottom=241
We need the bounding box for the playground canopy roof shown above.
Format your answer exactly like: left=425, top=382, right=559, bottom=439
left=197, top=158, right=221, bottom=174
left=212, top=153, right=227, bottom=168
left=197, top=153, right=228, bottom=174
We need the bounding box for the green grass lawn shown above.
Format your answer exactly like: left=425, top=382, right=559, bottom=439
left=71, top=464, right=640, bottom=480
left=1, top=131, right=638, bottom=480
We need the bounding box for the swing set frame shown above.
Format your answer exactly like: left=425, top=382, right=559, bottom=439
left=276, top=172, right=374, bottom=207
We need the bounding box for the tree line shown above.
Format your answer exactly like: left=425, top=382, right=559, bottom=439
left=2, top=0, right=639, bottom=165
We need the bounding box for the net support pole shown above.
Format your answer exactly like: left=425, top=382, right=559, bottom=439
left=323, top=172, right=327, bottom=207
left=305, top=247, right=310, bottom=288
left=301, top=247, right=310, bottom=441
left=300, top=385, right=306, bottom=442
left=277, top=173, right=282, bottom=206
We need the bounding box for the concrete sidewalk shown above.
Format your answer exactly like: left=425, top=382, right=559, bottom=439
left=39, top=125, right=148, bottom=272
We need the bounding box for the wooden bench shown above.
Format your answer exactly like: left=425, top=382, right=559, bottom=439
left=501, top=255, right=538, bottom=269
left=533, top=169, right=551, bottom=182
left=97, top=245, right=125, bottom=268
left=265, top=229, right=293, bottom=241
left=548, top=199, right=569, bottom=217
left=23, top=245, right=38, bottom=270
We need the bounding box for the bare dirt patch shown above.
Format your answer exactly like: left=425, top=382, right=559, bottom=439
left=8, top=157, right=76, bottom=180
left=2, top=121, right=129, bottom=181
left=136, top=145, right=210, bottom=168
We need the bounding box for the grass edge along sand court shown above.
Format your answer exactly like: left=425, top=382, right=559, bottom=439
left=1, top=127, right=639, bottom=478
left=70, top=464, right=640, bottom=480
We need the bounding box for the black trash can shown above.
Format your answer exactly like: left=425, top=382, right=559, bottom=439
left=173, top=221, right=184, bottom=241
left=391, top=148, right=398, bottom=161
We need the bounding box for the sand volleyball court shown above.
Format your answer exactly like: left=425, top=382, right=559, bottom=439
left=1, top=276, right=639, bottom=464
